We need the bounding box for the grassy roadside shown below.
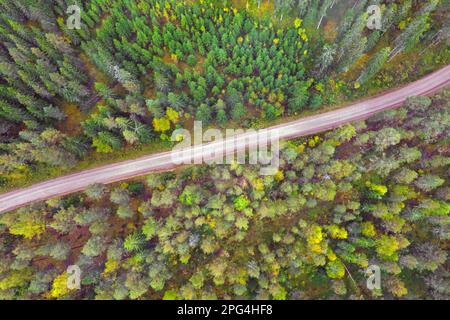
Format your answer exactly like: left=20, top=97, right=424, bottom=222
left=0, top=139, right=169, bottom=194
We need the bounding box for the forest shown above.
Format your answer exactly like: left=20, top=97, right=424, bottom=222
left=0, top=0, right=448, bottom=191
left=0, top=0, right=448, bottom=300
left=0, top=91, right=448, bottom=299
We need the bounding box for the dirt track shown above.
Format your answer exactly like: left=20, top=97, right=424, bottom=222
left=1, top=64, right=449, bottom=214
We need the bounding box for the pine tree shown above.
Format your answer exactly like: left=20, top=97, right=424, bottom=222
left=317, top=0, right=335, bottom=29
left=357, top=47, right=391, bottom=85
left=314, top=43, right=336, bottom=76
left=391, top=13, right=431, bottom=60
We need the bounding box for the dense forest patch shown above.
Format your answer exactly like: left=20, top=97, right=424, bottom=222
left=0, top=0, right=449, bottom=191
left=0, top=90, right=448, bottom=299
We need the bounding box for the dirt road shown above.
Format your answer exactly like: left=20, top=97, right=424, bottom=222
left=1, top=65, right=449, bottom=214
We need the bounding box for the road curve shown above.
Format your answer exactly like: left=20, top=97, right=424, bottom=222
left=1, top=65, right=449, bottom=214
